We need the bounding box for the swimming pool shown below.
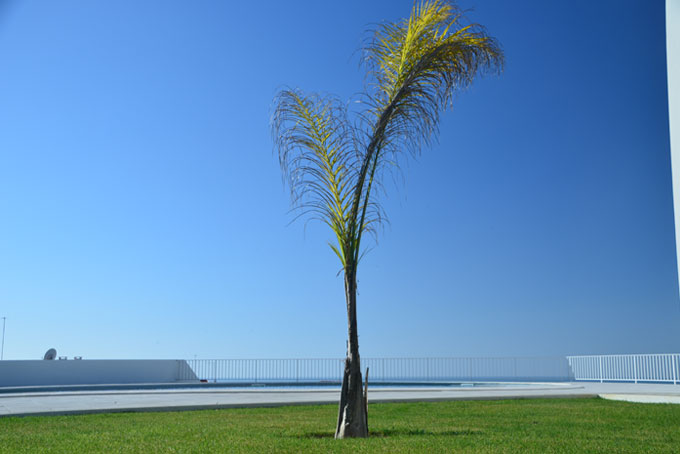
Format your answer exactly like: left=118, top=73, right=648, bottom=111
left=0, top=380, right=550, bottom=395
left=0, top=381, right=559, bottom=395
left=186, top=380, right=540, bottom=390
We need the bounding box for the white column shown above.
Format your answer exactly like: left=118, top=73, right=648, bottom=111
left=667, top=0, right=680, bottom=295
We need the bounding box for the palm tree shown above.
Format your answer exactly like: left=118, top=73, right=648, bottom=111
left=272, top=1, right=503, bottom=438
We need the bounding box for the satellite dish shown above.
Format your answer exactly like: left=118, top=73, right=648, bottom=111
left=43, top=348, right=57, bottom=360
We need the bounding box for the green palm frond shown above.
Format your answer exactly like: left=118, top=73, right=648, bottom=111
left=364, top=1, right=503, bottom=130
left=272, top=89, right=358, bottom=267
left=349, top=0, right=504, bottom=261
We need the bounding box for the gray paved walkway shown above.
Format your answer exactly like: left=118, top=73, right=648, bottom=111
left=0, top=382, right=678, bottom=417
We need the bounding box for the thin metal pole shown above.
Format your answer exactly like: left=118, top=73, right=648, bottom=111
left=1, top=317, right=5, bottom=360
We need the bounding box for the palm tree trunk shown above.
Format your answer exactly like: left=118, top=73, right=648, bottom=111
left=335, top=268, right=368, bottom=438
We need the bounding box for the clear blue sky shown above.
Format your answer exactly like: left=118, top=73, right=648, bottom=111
left=0, top=0, right=677, bottom=360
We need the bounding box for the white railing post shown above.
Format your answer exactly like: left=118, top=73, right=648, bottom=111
left=673, top=354, right=678, bottom=385
left=599, top=356, right=603, bottom=383
left=633, top=355, right=638, bottom=384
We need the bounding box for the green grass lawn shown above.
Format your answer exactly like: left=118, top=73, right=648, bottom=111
left=1, top=398, right=678, bottom=453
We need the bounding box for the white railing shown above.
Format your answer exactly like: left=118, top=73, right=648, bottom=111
left=179, top=356, right=572, bottom=383
left=567, top=354, right=680, bottom=384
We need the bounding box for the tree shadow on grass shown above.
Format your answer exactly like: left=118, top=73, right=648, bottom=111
left=301, top=428, right=481, bottom=439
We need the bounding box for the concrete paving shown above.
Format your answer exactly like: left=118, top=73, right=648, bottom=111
left=599, top=394, right=680, bottom=404
left=0, top=382, right=678, bottom=417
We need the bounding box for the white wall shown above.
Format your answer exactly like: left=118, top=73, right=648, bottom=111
left=667, top=0, right=680, bottom=293
left=0, top=360, right=197, bottom=387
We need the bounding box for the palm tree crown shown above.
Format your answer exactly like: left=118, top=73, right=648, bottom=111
left=273, top=1, right=502, bottom=268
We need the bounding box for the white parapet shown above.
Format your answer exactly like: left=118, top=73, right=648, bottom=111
left=0, top=360, right=198, bottom=388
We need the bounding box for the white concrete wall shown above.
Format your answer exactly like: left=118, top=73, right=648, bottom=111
left=0, top=360, right=197, bottom=387
left=667, top=0, right=680, bottom=293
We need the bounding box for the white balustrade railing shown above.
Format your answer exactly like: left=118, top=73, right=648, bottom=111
left=567, top=354, right=679, bottom=384
left=179, top=356, right=572, bottom=383
left=181, top=355, right=680, bottom=384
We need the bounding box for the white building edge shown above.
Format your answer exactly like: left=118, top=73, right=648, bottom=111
left=668, top=0, right=680, bottom=294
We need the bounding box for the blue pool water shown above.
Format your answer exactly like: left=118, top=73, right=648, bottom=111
left=181, top=380, right=536, bottom=390
left=0, top=381, right=544, bottom=395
